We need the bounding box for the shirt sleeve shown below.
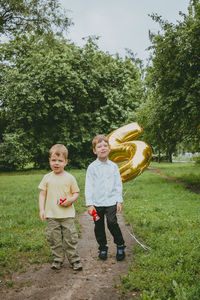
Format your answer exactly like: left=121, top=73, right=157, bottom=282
left=85, top=165, right=94, bottom=206
left=70, top=176, right=80, bottom=194
left=38, top=175, right=47, bottom=191
left=114, top=164, right=123, bottom=203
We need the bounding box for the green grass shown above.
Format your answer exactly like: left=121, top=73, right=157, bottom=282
left=150, top=161, right=200, bottom=187
left=1, top=163, right=200, bottom=299
left=121, top=165, right=200, bottom=299
left=0, top=168, right=86, bottom=280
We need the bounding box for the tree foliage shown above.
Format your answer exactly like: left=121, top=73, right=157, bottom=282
left=133, top=0, right=200, bottom=160
left=0, top=0, right=71, bottom=37
left=0, top=34, right=142, bottom=169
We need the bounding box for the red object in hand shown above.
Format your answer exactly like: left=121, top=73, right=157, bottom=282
left=92, top=209, right=100, bottom=222
left=57, top=198, right=67, bottom=205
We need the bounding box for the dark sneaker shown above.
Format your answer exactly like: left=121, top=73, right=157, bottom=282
left=116, top=245, right=125, bottom=261
left=51, top=261, right=63, bottom=270
left=71, top=261, right=83, bottom=271
left=99, top=250, right=107, bottom=260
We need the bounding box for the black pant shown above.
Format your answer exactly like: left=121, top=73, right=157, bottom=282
left=94, top=205, right=125, bottom=250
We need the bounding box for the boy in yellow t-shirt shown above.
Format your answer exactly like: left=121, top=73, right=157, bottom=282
left=38, top=144, right=82, bottom=271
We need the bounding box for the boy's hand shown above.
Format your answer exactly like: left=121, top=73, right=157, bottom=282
left=60, top=192, right=79, bottom=207
left=61, top=199, right=73, bottom=207
left=39, top=210, right=46, bottom=222
left=117, top=202, right=122, bottom=213
left=87, top=205, right=95, bottom=216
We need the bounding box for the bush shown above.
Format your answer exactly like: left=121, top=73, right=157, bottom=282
left=0, top=131, right=31, bottom=170
left=193, top=154, right=200, bottom=165
left=152, top=154, right=169, bottom=162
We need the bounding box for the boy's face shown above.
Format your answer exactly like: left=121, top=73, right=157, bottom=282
left=49, top=154, right=68, bottom=175
left=93, top=140, right=110, bottom=162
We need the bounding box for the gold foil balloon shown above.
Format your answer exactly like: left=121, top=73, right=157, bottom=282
left=107, top=122, right=152, bottom=182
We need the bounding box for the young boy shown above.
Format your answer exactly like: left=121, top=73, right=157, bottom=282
left=38, top=144, right=82, bottom=271
left=85, top=135, right=125, bottom=261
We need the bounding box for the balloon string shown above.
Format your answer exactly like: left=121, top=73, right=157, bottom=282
left=123, top=179, right=151, bottom=251
left=126, top=229, right=151, bottom=250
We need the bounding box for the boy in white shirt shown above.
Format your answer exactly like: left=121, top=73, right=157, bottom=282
left=38, top=144, right=82, bottom=271
left=85, top=135, right=125, bottom=261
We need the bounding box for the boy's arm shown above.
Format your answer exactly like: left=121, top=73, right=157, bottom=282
left=39, top=189, right=46, bottom=222
left=61, top=192, right=79, bottom=207
left=85, top=166, right=95, bottom=215
left=117, top=202, right=122, bottom=213
left=115, top=165, right=123, bottom=213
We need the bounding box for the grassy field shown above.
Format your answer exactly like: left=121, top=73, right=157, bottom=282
left=0, top=162, right=200, bottom=298
left=151, top=162, right=200, bottom=188
left=121, top=161, right=200, bottom=299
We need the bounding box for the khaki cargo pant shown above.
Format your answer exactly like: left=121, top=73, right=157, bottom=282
left=46, top=218, right=80, bottom=264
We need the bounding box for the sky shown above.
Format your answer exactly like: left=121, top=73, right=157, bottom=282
left=60, top=0, right=190, bottom=63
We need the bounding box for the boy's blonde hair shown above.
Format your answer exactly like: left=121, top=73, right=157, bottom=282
left=49, top=144, right=68, bottom=160
left=92, top=135, right=109, bottom=149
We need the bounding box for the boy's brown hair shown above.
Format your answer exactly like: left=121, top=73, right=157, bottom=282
left=49, top=144, right=68, bottom=160
left=92, top=134, right=109, bottom=149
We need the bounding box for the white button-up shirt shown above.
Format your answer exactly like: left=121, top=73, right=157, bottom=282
left=85, top=158, right=123, bottom=207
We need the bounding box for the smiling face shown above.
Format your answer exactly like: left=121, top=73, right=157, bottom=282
left=93, top=140, right=110, bottom=162
left=49, top=153, right=68, bottom=175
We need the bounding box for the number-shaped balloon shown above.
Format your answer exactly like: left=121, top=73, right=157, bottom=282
left=107, top=122, right=152, bottom=182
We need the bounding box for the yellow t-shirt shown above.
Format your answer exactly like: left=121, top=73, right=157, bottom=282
left=38, top=171, right=80, bottom=218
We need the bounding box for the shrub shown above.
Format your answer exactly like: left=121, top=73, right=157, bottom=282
left=152, top=154, right=169, bottom=162
left=0, top=131, right=31, bottom=170
left=193, top=154, right=200, bottom=165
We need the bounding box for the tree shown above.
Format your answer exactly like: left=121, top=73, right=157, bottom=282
left=136, top=0, right=200, bottom=160
left=0, top=34, right=143, bottom=169
left=0, top=0, right=71, bottom=37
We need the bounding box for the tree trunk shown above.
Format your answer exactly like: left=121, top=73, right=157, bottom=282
left=168, top=151, right=172, bottom=163
left=158, top=150, right=161, bottom=163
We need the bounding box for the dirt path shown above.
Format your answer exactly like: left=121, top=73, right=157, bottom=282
left=1, top=212, right=135, bottom=300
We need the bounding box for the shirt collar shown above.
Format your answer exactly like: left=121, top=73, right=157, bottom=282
left=96, top=158, right=111, bottom=165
